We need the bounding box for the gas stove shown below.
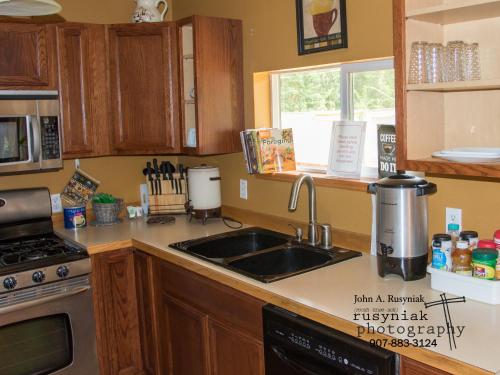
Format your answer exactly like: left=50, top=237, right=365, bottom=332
left=0, top=188, right=91, bottom=294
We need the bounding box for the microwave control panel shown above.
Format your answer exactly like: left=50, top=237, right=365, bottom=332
left=40, top=116, right=61, bottom=160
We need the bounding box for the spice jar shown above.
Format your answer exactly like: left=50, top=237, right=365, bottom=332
left=452, top=240, right=472, bottom=276
left=460, top=231, right=479, bottom=251
left=432, top=233, right=453, bottom=271
left=472, top=248, right=498, bottom=280
left=494, top=230, right=500, bottom=279
left=477, top=239, right=496, bottom=249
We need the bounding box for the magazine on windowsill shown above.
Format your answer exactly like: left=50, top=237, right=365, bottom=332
left=240, top=128, right=296, bottom=174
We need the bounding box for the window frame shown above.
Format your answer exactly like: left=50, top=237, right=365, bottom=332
left=270, top=58, right=394, bottom=176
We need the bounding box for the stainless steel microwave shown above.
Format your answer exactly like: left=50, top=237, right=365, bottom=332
left=0, top=90, right=62, bottom=174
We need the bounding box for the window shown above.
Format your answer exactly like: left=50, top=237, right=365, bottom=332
left=271, top=59, right=395, bottom=177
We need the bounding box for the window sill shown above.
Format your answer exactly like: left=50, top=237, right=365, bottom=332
left=255, top=171, right=376, bottom=192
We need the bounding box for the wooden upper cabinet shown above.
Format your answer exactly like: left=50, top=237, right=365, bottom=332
left=394, top=0, right=500, bottom=178
left=108, top=23, right=180, bottom=155
left=57, top=23, right=111, bottom=159
left=178, top=15, right=244, bottom=155
left=0, top=22, right=57, bottom=89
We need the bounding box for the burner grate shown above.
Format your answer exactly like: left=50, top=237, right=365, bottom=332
left=0, top=237, right=74, bottom=266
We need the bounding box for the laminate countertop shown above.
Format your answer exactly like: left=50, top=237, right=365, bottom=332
left=55, top=217, right=500, bottom=375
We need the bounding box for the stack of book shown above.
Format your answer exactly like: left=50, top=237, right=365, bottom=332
left=240, top=128, right=297, bottom=174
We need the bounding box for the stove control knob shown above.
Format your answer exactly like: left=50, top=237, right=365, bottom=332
left=56, top=266, right=69, bottom=278
left=32, top=271, right=46, bottom=283
left=3, top=276, right=17, bottom=290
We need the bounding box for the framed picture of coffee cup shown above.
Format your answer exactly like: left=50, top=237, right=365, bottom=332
left=296, top=0, right=348, bottom=55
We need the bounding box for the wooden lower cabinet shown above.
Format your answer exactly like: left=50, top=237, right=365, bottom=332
left=91, top=249, right=264, bottom=375
left=154, top=257, right=266, bottom=375
left=91, top=250, right=451, bottom=375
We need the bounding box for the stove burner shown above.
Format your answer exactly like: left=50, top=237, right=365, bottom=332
left=0, top=236, right=76, bottom=267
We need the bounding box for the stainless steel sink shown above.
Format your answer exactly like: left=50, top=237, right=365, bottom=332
left=169, top=227, right=361, bottom=283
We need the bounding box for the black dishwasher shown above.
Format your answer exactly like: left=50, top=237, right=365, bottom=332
left=263, top=305, right=397, bottom=375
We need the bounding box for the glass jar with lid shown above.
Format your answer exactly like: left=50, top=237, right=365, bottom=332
left=452, top=240, right=472, bottom=276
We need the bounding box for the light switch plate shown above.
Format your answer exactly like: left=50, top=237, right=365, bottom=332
left=51, top=194, right=63, bottom=213
left=445, top=207, right=462, bottom=232
left=240, top=179, right=248, bottom=200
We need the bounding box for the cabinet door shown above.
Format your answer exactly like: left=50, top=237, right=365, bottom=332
left=158, top=294, right=210, bottom=375
left=134, top=250, right=160, bottom=375
left=57, top=23, right=110, bottom=159
left=0, top=23, right=57, bottom=89
left=57, top=24, right=94, bottom=157
left=178, top=16, right=244, bottom=155
left=91, top=249, right=144, bottom=375
left=108, top=23, right=180, bottom=154
left=208, top=318, right=265, bottom=375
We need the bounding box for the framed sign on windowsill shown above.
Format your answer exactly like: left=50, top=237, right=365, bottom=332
left=295, top=0, right=348, bottom=55
left=327, top=121, right=366, bottom=179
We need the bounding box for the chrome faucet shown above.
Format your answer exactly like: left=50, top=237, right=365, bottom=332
left=288, top=174, right=333, bottom=249
left=288, top=174, right=319, bottom=246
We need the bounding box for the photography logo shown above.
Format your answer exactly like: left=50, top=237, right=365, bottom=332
left=425, top=293, right=466, bottom=351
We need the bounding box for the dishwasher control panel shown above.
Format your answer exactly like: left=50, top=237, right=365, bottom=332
left=263, top=305, right=396, bottom=375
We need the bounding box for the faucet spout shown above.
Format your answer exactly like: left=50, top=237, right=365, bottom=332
left=288, top=174, right=318, bottom=245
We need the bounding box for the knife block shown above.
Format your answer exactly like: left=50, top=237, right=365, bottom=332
left=146, top=173, right=188, bottom=215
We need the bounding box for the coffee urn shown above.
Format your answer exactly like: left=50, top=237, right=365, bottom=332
left=368, top=174, right=437, bottom=281
left=187, top=165, right=222, bottom=224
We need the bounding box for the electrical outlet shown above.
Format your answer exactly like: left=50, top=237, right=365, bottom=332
left=51, top=194, right=63, bottom=213
left=446, top=207, right=462, bottom=232
left=240, top=179, right=248, bottom=200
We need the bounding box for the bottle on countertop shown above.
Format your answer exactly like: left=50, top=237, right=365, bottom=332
left=432, top=233, right=453, bottom=271
left=452, top=240, right=472, bottom=276
left=477, top=239, right=496, bottom=249
left=447, top=223, right=460, bottom=246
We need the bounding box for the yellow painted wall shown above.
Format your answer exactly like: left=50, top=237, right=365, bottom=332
left=0, top=0, right=176, bottom=202
left=175, top=0, right=500, bottom=240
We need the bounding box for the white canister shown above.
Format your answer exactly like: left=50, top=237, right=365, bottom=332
left=187, top=166, right=221, bottom=210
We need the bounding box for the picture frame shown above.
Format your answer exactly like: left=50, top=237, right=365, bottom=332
left=327, top=120, right=366, bottom=179
left=295, top=0, right=348, bottom=55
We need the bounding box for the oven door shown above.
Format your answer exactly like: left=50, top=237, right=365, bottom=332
left=0, top=276, right=99, bottom=375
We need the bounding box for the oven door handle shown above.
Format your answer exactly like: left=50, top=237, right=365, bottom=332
left=0, top=286, right=90, bottom=314
left=30, top=116, right=41, bottom=163
left=270, top=345, right=322, bottom=375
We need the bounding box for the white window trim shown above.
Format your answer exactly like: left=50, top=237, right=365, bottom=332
left=270, top=58, right=394, bottom=176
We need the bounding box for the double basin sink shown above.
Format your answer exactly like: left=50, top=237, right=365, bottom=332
left=169, top=227, right=361, bottom=283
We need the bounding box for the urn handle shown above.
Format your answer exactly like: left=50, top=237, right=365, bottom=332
left=156, top=0, right=168, bottom=21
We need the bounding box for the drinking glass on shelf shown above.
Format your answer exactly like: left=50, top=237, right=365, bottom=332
left=408, top=41, right=428, bottom=84
left=445, top=40, right=465, bottom=81
left=462, top=43, right=481, bottom=81
left=426, top=43, right=445, bottom=83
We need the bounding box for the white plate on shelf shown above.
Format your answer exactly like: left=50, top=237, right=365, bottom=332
left=432, top=147, right=500, bottom=163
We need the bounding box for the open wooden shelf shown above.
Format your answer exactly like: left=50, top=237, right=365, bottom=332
left=402, top=157, right=500, bottom=178
left=407, top=79, right=500, bottom=92
left=407, top=0, right=500, bottom=24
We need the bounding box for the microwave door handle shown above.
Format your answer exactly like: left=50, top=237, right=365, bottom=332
left=30, top=116, right=41, bottom=163
left=0, top=286, right=90, bottom=314
left=270, top=345, right=322, bottom=375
